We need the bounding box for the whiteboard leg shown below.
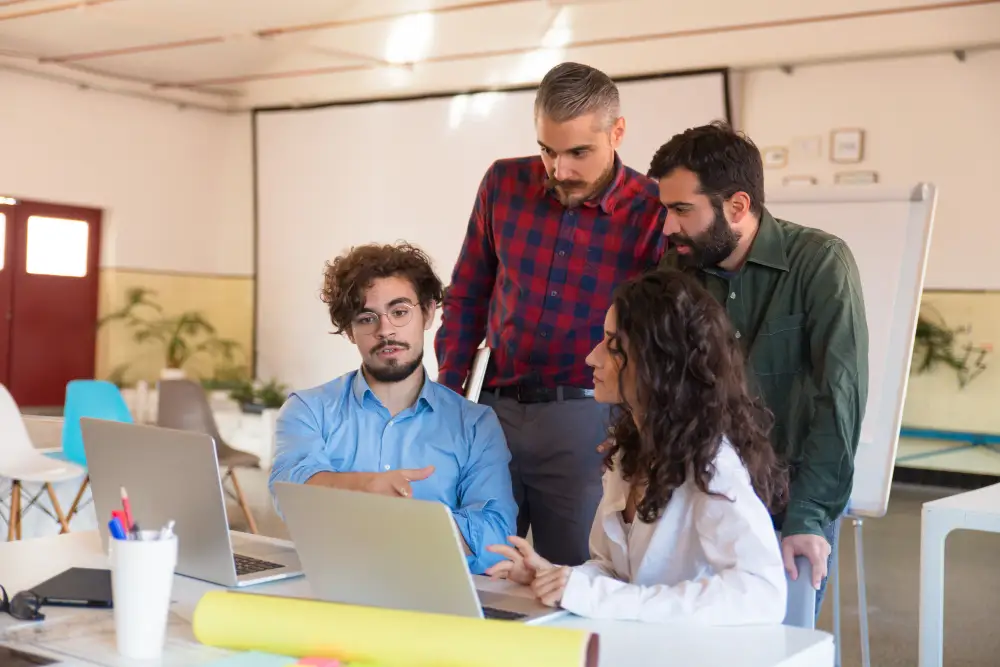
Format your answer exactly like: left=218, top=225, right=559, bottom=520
left=854, top=517, right=871, bottom=667
left=833, top=517, right=842, bottom=667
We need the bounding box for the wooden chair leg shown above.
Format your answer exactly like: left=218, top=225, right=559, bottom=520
left=45, top=483, right=70, bottom=534
left=226, top=467, right=259, bottom=535
left=66, top=475, right=90, bottom=521
left=7, top=481, right=19, bottom=542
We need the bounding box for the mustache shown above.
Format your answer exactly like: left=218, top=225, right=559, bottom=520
left=371, top=340, right=410, bottom=354
left=545, top=175, right=586, bottom=190
left=669, top=234, right=693, bottom=246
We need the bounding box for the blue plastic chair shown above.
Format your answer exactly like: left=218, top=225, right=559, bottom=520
left=49, top=379, right=134, bottom=521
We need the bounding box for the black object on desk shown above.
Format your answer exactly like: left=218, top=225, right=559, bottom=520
left=29, top=567, right=113, bottom=608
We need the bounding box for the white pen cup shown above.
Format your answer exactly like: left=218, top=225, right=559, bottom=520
left=109, top=531, right=178, bottom=660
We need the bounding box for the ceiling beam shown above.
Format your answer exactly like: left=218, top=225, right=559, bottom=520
left=0, top=0, right=119, bottom=22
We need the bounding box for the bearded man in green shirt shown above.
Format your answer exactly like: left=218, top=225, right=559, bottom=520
left=649, top=121, right=869, bottom=615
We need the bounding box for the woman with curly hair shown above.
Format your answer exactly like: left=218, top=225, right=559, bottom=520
left=486, top=269, right=789, bottom=625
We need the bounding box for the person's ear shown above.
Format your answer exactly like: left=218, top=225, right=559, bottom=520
left=422, top=303, right=437, bottom=331
left=610, top=116, right=626, bottom=150
left=728, top=191, right=753, bottom=225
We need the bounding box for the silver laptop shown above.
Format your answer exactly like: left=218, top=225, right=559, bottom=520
left=273, top=481, right=567, bottom=624
left=81, top=418, right=303, bottom=587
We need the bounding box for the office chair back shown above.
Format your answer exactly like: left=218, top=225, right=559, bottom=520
left=0, top=383, right=42, bottom=465
left=783, top=554, right=818, bottom=629
left=156, top=379, right=224, bottom=440
left=61, top=380, right=134, bottom=467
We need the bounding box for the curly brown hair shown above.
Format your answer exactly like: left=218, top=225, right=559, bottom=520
left=605, top=269, right=788, bottom=522
left=321, top=242, right=444, bottom=335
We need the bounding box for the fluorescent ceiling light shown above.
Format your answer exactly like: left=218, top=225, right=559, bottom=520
left=385, top=12, right=435, bottom=64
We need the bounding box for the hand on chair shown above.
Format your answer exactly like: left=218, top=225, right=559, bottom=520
left=781, top=533, right=831, bottom=590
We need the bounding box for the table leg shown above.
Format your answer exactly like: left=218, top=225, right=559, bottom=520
left=919, top=510, right=951, bottom=667
left=854, top=518, right=871, bottom=667
left=832, top=517, right=842, bottom=667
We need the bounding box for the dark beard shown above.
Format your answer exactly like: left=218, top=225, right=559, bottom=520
left=672, top=201, right=740, bottom=269
left=364, top=350, right=424, bottom=383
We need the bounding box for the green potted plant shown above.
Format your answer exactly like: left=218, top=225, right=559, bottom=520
left=228, top=378, right=288, bottom=414
left=912, top=306, right=990, bottom=388
left=98, top=287, right=242, bottom=379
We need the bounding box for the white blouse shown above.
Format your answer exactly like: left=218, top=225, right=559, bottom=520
left=560, top=440, right=787, bottom=625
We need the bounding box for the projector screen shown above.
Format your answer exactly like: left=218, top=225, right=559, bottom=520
left=255, top=70, right=730, bottom=391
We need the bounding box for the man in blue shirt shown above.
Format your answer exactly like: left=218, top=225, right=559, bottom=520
left=269, top=242, right=517, bottom=575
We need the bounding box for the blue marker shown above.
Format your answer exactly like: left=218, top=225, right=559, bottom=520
left=108, top=517, right=127, bottom=540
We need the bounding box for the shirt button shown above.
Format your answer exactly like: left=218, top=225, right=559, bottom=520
left=550, top=291, right=557, bottom=296
left=730, top=292, right=736, bottom=299
left=735, top=331, right=742, bottom=339
left=541, top=331, right=549, bottom=338
left=387, top=421, right=394, bottom=427
left=384, top=464, right=391, bottom=470
left=558, top=251, right=566, bottom=257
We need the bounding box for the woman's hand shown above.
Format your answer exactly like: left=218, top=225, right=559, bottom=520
left=485, top=536, right=554, bottom=586
left=531, top=565, right=571, bottom=607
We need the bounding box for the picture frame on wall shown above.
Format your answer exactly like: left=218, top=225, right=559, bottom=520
left=834, top=170, right=878, bottom=185
left=830, top=128, right=865, bottom=163
left=782, top=175, right=818, bottom=186
left=762, top=146, right=788, bottom=169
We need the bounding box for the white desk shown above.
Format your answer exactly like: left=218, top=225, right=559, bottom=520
left=919, top=482, right=1000, bottom=667
left=0, top=532, right=835, bottom=667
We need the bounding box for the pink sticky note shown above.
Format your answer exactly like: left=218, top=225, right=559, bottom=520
left=295, top=659, right=340, bottom=667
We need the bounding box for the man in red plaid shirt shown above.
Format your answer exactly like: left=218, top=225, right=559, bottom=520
left=435, top=63, right=666, bottom=565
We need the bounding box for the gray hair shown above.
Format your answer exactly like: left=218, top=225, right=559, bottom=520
left=534, top=62, right=621, bottom=130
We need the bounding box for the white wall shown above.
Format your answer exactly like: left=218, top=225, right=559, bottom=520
left=739, top=50, right=1000, bottom=290
left=1, top=71, right=253, bottom=276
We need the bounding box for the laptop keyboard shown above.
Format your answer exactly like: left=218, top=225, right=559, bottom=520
left=234, top=554, right=284, bottom=576
left=482, top=606, right=528, bottom=621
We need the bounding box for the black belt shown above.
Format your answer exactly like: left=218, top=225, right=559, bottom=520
left=491, top=385, right=595, bottom=404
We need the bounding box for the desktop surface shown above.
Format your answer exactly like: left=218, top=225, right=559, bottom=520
left=0, top=532, right=834, bottom=667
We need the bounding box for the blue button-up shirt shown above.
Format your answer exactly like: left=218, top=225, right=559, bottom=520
left=268, top=370, right=517, bottom=574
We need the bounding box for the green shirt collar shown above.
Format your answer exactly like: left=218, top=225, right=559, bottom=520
left=743, top=208, right=789, bottom=272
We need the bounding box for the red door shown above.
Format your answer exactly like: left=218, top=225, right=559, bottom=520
left=6, top=200, right=102, bottom=408
left=0, top=199, right=15, bottom=387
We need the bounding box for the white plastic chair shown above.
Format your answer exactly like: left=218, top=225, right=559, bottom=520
left=0, top=383, right=86, bottom=540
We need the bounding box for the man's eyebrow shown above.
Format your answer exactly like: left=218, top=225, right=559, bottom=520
left=537, top=140, right=594, bottom=153
left=361, top=296, right=415, bottom=313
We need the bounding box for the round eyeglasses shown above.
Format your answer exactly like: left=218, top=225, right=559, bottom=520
left=351, top=303, right=416, bottom=336
left=0, top=584, right=44, bottom=622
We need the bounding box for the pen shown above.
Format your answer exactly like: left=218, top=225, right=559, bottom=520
left=120, top=487, right=134, bottom=531
left=108, top=517, right=127, bottom=540
left=112, top=510, right=128, bottom=535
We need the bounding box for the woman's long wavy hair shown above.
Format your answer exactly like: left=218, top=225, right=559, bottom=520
left=605, top=269, right=788, bottom=522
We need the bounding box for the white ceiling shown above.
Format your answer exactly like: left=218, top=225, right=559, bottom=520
left=1, top=0, right=998, bottom=112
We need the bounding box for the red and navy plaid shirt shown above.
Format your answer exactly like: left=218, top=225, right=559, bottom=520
left=435, top=154, right=666, bottom=392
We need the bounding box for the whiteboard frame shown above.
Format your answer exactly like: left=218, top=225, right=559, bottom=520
left=767, top=183, right=938, bottom=518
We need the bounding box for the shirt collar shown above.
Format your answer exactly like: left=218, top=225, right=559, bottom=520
left=539, top=152, right=626, bottom=215
left=351, top=368, right=437, bottom=414
left=742, top=208, right=789, bottom=272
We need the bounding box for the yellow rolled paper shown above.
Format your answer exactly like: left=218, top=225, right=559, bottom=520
left=193, top=591, right=599, bottom=667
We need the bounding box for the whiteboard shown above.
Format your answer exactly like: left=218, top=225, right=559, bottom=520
left=255, top=71, right=728, bottom=391
left=765, top=183, right=937, bottom=518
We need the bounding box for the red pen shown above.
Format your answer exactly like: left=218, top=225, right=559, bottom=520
left=120, top=487, right=134, bottom=531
